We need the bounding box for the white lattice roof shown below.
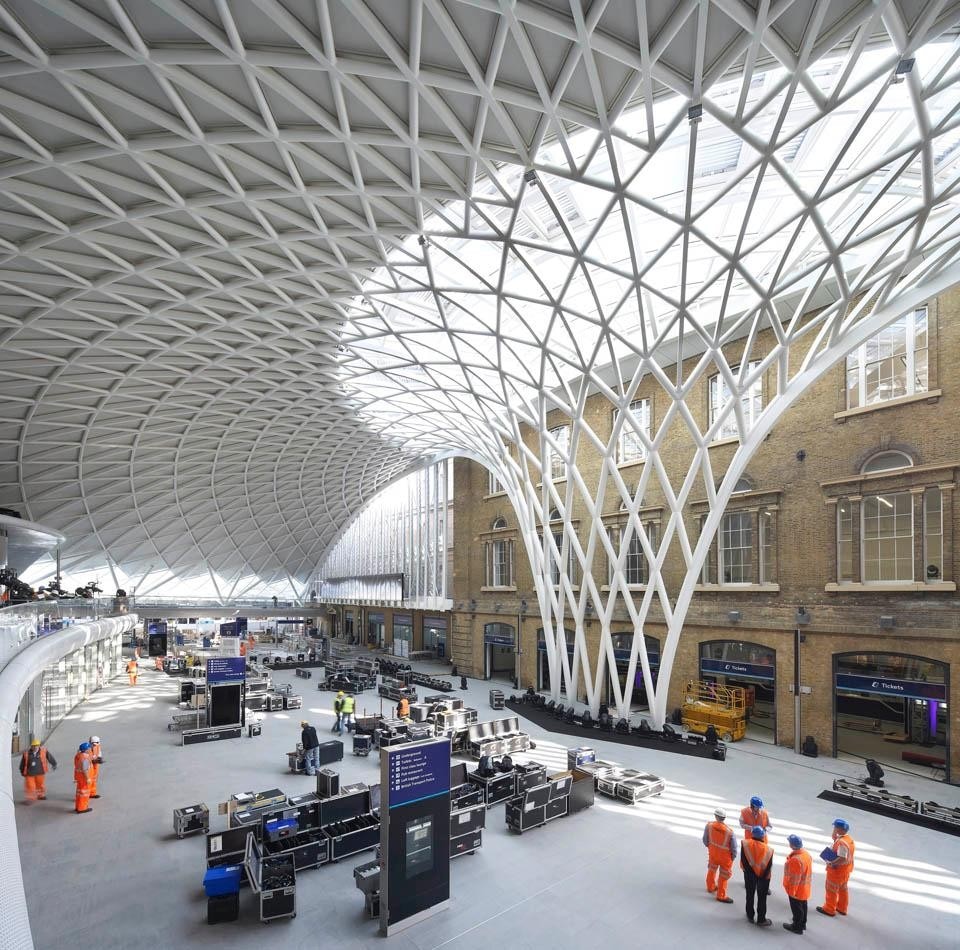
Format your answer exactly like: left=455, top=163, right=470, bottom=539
left=1, top=1, right=959, bottom=595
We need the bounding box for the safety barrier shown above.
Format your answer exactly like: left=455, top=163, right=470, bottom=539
left=0, top=613, right=138, bottom=950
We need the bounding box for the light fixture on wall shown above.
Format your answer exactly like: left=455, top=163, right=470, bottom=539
left=879, top=615, right=895, bottom=629
left=520, top=599, right=527, bottom=615
left=728, top=610, right=741, bottom=623
left=795, top=606, right=811, bottom=625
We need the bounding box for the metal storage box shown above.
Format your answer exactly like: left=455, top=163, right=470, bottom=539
left=450, top=830, right=482, bottom=857
left=467, top=769, right=515, bottom=807
left=545, top=797, right=568, bottom=821
left=173, top=802, right=209, bottom=838
left=317, top=740, right=344, bottom=766
left=615, top=771, right=665, bottom=804
left=567, top=747, right=596, bottom=769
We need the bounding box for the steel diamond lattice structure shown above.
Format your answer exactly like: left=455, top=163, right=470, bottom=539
left=1, top=2, right=960, bottom=716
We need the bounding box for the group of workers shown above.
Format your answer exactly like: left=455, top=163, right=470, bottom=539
left=19, top=734, right=104, bottom=814
left=703, top=795, right=855, bottom=935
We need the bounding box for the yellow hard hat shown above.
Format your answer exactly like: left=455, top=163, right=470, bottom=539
left=337, top=690, right=344, bottom=696
left=30, top=738, right=41, bottom=746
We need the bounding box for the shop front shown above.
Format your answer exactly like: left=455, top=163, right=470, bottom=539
left=367, top=612, right=385, bottom=648
left=610, top=633, right=660, bottom=709
left=483, top=622, right=515, bottom=682
left=536, top=628, right=575, bottom=692
left=423, top=617, right=447, bottom=658
left=392, top=614, right=413, bottom=657
left=699, top=640, right=777, bottom=744
left=833, top=652, right=949, bottom=780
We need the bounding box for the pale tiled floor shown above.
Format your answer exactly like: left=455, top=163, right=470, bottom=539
left=14, top=659, right=960, bottom=949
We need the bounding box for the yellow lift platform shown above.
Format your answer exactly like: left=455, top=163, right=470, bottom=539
left=681, top=680, right=747, bottom=742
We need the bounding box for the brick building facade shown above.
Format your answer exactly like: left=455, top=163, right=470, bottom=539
left=328, top=288, right=960, bottom=783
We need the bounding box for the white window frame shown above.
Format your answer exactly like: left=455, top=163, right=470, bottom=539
left=718, top=511, right=753, bottom=584
left=709, top=362, right=762, bottom=441
left=615, top=398, right=650, bottom=465
left=492, top=538, right=512, bottom=587
left=923, top=487, right=943, bottom=584
left=548, top=425, right=569, bottom=481
left=487, top=470, right=505, bottom=495
left=861, top=491, right=913, bottom=583
left=845, top=306, right=928, bottom=409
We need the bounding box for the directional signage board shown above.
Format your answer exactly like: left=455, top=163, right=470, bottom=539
left=835, top=672, right=945, bottom=702
left=206, top=656, right=246, bottom=683
left=700, top=658, right=776, bottom=682
left=387, top=740, right=451, bottom=809
left=380, top=738, right=451, bottom=936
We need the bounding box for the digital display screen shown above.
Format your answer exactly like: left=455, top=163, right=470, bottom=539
left=206, top=657, right=246, bottom=683
left=405, top=816, right=434, bottom=879
left=387, top=741, right=450, bottom=809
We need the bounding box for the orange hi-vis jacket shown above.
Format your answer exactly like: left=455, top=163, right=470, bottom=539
left=20, top=747, right=51, bottom=775
left=830, top=833, right=855, bottom=870
left=705, top=820, right=737, bottom=866
left=73, top=749, right=91, bottom=787
left=741, top=837, right=774, bottom=878
left=783, top=848, right=813, bottom=900
left=740, top=805, right=771, bottom=829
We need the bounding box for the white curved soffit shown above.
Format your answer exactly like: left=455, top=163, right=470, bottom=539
left=0, top=2, right=959, bottom=593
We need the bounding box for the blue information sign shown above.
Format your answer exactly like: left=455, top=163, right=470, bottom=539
left=484, top=631, right=514, bottom=646
left=700, top=658, right=775, bottom=681
left=206, top=656, right=246, bottom=683
left=147, top=620, right=167, bottom=635
left=835, top=673, right=945, bottom=702
left=219, top=621, right=237, bottom=637
left=387, top=740, right=450, bottom=809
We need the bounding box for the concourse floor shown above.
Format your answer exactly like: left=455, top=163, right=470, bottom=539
left=14, top=659, right=960, bottom=950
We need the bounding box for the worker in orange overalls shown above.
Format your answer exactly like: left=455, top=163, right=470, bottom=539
left=702, top=807, right=738, bottom=903
left=19, top=738, right=57, bottom=802
left=739, top=795, right=772, bottom=832
left=397, top=696, right=410, bottom=719
left=87, top=735, right=103, bottom=799
left=818, top=818, right=855, bottom=918
left=74, top=742, right=93, bottom=813
left=126, top=656, right=139, bottom=685
left=740, top=825, right=773, bottom=927
left=783, top=834, right=813, bottom=934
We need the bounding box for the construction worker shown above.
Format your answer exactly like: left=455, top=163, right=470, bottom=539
left=88, top=735, right=103, bottom=799
left=332, top=691, right=344, bottom=733
left=340, top=691, right=355, bottom=733
left=126, top=656, right=138, bottom=685
left=817, top=818, right=855, bottom=918
left=740, top=795, right=772, bottom=831
left=300, top=720, right=320, bottom=775
left=19, top=738, right=57, bottom=802
left=783, top=834, right=813, bottom=934
left=397, top=696, right=410, bottom=719
left=702, top=807, right=738, bottom=903
left=73, top=741, right=93, bottom=814
left=740, top=825, right=773, bottom=927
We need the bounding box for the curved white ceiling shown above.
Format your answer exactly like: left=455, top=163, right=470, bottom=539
left=1, top=1, right=959, bottom=594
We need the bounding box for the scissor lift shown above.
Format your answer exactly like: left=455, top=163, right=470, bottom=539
left=681, top=680, right=747, bottom=742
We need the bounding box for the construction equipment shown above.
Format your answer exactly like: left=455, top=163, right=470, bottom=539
left=680, top=681, right=747, bottom=742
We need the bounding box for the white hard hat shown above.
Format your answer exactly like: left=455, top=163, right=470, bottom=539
left=714, top=807, right=726, bottom=819
left=90, top=735, right=100, bottom=743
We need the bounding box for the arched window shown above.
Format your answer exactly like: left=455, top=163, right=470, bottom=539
left=492, top=516, right=507, bottom=530
left=733, top=476, right=752, bottom=493
left=861, top=451, right=913, bottom=474
left=549, top=508, right=561, bottom=522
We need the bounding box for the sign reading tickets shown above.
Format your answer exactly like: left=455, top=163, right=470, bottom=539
left=700, top=657, right=775, bottom=681
left=387, top=740, right=451, bottom=809
left=835, top=672, right=945, bottom=702
left=206, top=656, right=246, bottom=683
